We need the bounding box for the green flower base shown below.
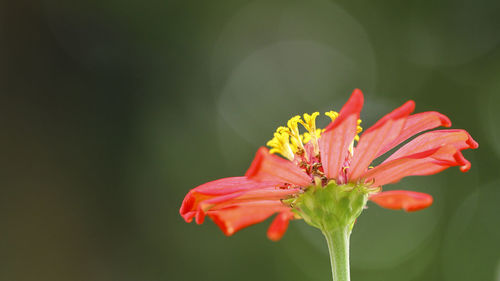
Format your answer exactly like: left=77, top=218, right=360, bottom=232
left=293, top=182, right=373, bottom=281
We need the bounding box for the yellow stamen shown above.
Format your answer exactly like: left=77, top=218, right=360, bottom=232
left=353, top=120, right=363, bottom=143
left=356, top=119, right=363, bottom=134
left=266, top=127, right=295, bottom=160
left=303, top=129, right=323, bottom=144
left=299, top=112, right=320, bottom=132
left=289, top=134, right=303, bottom=152
left=349, top=120, right=363, bottom=155
left=287, top=116, right=302, bottom=137
left=302, top=132, right=311, bottom=144
left=267, top=111, right=363, bottom=160
left=325, top=111, right=339, bottom=121
left=286, top=115, right=306, bottom=153
left=299, top=112, right=320, bottom=154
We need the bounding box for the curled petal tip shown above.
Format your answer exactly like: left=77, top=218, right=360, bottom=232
left=438, top=113, right=452, bottom=127
left=467, top=135, right=479, bottom=149
left=459, top=164, right=471, bottom=172
left=180, top=191, right=197, bottom=222
left=195, top=210, right=206, bottom=224
left=454, top=152, right=472, bottom=172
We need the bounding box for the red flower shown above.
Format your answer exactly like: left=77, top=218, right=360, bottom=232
left=180, top=89, right=478, bottom=241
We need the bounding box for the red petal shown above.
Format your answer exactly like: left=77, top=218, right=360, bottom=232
left=370, top=190, right=433, bottom=212
left=267, top=210, right=295, bottom=241
left=383, top=129, right=478, bottom=170
left=179, top=177, right=278, bottom=223
left=245, top=147, right=311, bottom=187
left=320, top=89, right=364, bottom=179
left=348, top=100, right=415, bottom=181
left=207, top=201, right=289, bottom=236
left=196, top=187, right=300, bottom=224
left=363, top=145, right=465, bottom=186
left=453, top=151, right=472, bottom=172
left=377, top=111, right=452, bottom=157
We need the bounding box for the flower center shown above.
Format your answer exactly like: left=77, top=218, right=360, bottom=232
left=267, top=111, right=363, bottom=187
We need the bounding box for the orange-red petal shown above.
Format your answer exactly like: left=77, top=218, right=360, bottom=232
left=245, top=147, right=311, bottom=186
left=363, top=145, right=466, bottom=186
left=369, top=190, right=433, bottom=212
left=267, top=210, right=295, bottom=241
left=196, top=187, right=300, bottom=224
left=207, top=201, right=289, bottom=236
left=180, top=177, right=280, bottom=223
left=348, top=100, right=415, bottom=181
left=377, top=111, right=452, bottom=157
left=320, top=89, right=364, bottom=179
left=383, top=129, right=478, bottom=164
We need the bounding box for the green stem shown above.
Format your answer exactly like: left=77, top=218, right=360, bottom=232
left=322, top=226, right=351, bottom=281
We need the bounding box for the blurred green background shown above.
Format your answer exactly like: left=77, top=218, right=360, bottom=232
left=2, top=0, right=500, bottom=280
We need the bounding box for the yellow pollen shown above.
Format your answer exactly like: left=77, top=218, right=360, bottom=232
left=286, top=116, right=306, bottom=152
left=297, top=112, right=321, bottom=154
left=266, top=127, right=295, bottom=160
left=289, top=134, right=303, bottom=152
left=267, top=110, right=363, bottom=159
left=325, top=111, right=339, bottom=121
left=356, top=119, right=363, bottom=134
left=299, top=112, right=320, bottom=133
left=287, top=116, right=302, bottom=137
left=303, top=129, right=323, bottom=144
left=354, top=120, right=363, bottom=142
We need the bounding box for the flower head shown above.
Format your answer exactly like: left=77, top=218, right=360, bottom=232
left=180, top=89, right=478, bottom=241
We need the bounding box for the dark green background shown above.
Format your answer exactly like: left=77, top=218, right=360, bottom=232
left=2, top=0, right=500, bottom=280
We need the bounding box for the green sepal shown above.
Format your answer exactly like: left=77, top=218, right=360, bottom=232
left=294, top=182, right=370, bottom=233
